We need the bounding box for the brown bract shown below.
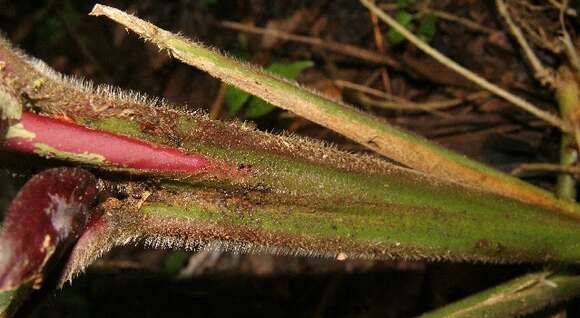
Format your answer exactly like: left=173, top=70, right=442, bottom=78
left=0, top=168, right=99, bottom=291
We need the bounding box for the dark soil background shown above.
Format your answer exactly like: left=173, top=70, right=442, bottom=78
left=0, top=0, right=579, bottom=317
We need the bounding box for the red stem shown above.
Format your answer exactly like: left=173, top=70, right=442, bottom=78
left=4, top=112, right=212, bottom=173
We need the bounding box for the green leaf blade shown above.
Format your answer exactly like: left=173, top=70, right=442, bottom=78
left=418, top=14, right=438, bottom=42
left=267, top=60, right=314, bottom=79
left=224, top=85, right=251, bottom=116
left=388, top=10, right=414, bottom=45
left=397, top=0, right=416, bottom=8
left=244, top=97, right=275, bottom=119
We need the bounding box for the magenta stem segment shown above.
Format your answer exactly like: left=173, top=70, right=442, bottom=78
left=4, top=112, right=211, bottom=173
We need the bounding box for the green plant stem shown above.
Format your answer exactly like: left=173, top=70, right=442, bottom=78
left=424, top=70, right=580, bottom=318
left=88, top=4, right=580, bottom=217
left=557, top=128, right=577, bottom=201
left=129, top=179, right=580, bottom=263
left=556, top=68, right=579, bottom=201
left=2, top=33, right=580, bottom=265
left=418, top=272, right=580, bottom=318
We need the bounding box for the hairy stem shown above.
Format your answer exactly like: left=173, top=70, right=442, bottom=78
left=423, top=69, right=580, bottom=318
left=1, top=32, right=580, bottom=266
left=88, top=4, right=580, bottom=216
left=130, top=182, right=580, bottom=264
left=419, top=272, right=580, bottom=317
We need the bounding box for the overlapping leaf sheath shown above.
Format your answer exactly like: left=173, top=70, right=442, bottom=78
left=0, top=168, right=99, bottom=317
left=0, top=168, right=99, bottom=291
left=1, top=33, right=580, bottom=275
left=88, top=4, right=580, bottom=216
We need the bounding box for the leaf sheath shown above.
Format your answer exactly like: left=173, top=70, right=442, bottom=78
left=1, top=32, right=580, bottom=267
left=88, top=4, right=580, bottom=216
left=419, top=272, right=580, bottom=317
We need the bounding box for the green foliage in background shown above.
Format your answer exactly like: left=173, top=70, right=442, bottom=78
left=37, top=0, right=82, bottom=45
left=387, top=0, right=437, bottom=45
left=225, top=60, right=314, bottom=118
left=164, top=251, right=190, bottom=275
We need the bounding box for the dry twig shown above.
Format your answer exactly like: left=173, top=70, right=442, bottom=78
left=512, top=163, right=580, bottom=177
left=361, top=0, right=570, bottom=132
left=559, top=0, right=580, bottom=75
left=335, top=79, right=489, bottom=111
left=421, top=9, right=497, bottom=34
left=219, top=20, right=400, bottom=68
left=496, top=0, right=556, bottom=87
